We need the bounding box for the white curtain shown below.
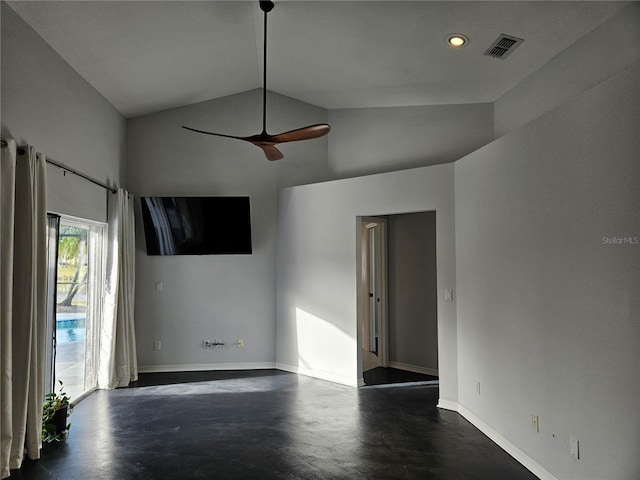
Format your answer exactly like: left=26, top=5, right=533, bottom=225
left=98, top=188, right=137, bottom=389
left=1, top=139, right=47, bottom=479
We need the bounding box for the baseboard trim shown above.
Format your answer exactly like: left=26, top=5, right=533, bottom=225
left=389, top=361, right=438, bottom=377
left=436, top=399, right=459, bottom=411
left=73, top=387, right=97, bottom=405
left=455, top=404, right=558, bottom=480
left=137, top=362, right=277, bottom=374
left=275, top=362, right=359, bottom=387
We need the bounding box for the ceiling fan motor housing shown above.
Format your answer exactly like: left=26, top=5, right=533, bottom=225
left=260, top=1, right=274, bottom=13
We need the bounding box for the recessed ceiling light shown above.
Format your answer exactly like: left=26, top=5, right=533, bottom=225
left=446, top=34, right=469, bottom=48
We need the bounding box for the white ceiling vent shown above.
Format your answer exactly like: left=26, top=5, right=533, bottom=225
left=484, top=34, right=524, bottom=59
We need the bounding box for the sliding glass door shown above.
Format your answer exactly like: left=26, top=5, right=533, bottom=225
left=48, top=216, right=105, bottom=401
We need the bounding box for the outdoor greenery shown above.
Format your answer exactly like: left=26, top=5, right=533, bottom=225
left=57, top=226, right=88, bottom=307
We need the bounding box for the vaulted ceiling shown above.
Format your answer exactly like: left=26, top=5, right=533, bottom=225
left=7, top=1, right=628, bottom=118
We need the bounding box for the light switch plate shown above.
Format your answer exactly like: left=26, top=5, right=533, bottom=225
left=570, top=437, right=579, bottom=459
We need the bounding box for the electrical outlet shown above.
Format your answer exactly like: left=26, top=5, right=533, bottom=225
left=153, top=340, right=161, bottom=351
left=531, top=414, right=539, bottom=433
left=203, top=339, right=224, bottom=349
left=237, top=338, right=244, bottom=348
left=476, top=382, right=481, bottom=395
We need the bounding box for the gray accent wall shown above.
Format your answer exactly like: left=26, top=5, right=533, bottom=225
left=1, top=3, right=125, bottom=223
left=126, top=87, right=492, bottom=375
left=494, top=3, right=640, bottom=139
left=456, top=64, right=640, bottom=480
left=387, top=211, right=438, bottom=372
left=276, top=165, right=457, bottom=398
left=328, top=103, right=493, bottom=180
left=127, top=89, right=329, bottom=371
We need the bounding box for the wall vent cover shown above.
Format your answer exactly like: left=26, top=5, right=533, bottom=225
left=484, top=34, right=524, bottom=59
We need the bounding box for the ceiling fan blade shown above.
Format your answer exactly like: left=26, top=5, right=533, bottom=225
left=185, top=125, right=282, bottom=160
left=182, top=125, right=247, bottom=141
left=259, top=144, right=284, bottom=161
left=270, top=124, right=331, bottom=144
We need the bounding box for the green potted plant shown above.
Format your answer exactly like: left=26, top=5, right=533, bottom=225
left=42, top=380, right=74, bottom=443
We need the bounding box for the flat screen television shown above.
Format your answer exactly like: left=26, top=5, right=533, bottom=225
left=140, top=196, right=252, bottom=255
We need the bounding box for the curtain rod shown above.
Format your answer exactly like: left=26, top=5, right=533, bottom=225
left=1, top=140, right=117, bottom=194
left=0, top=139, right=24, bottom=155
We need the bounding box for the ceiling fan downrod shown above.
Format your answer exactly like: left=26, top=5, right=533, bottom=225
left=260, top=1, right=272, bottom=134
left=182, top=0, right=330, bottom=161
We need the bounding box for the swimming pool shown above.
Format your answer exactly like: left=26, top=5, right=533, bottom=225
left=56, top=312, right=86, bottom=344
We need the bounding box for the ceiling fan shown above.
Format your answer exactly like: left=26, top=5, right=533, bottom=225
left=182, top=0, right=330, bottom=161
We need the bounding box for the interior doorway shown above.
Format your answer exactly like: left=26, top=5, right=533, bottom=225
left=47, top=215, right=106, bottom=401
left=358, top=211, right=439, bottom=387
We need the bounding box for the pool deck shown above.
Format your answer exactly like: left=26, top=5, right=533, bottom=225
left=55, top=321, right=86, bottom=401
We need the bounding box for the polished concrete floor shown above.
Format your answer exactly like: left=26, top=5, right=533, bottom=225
left=363, top=367, right=438, bottom=386
left=11, top=370, right=539, bottom=480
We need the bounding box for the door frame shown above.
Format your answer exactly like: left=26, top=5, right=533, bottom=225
left=357, top=216, right=389, bottom=383
left=46, top=213, right=107, bottom=401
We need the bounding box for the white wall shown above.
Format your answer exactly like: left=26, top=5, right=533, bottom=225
left=494, top=2, right=640, bottom=139
left=455, top=64, right=640, bottom=480
left=1, top=3, right=125, bottom=223
left=276, top=164, right=457, bottom=402
left=387, top=211, right=438, bottom=373
left=328, top=103, right=493, bottom=179
left=127, top=89, right=328, bottom=371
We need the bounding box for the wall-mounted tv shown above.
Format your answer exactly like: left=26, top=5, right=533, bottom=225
left=140, top=196, right=252, bottom=255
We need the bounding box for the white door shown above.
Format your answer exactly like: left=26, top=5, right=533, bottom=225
left=47, top=215, right=105, bottom=401
left=360, top=217, right=388, bottom=373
